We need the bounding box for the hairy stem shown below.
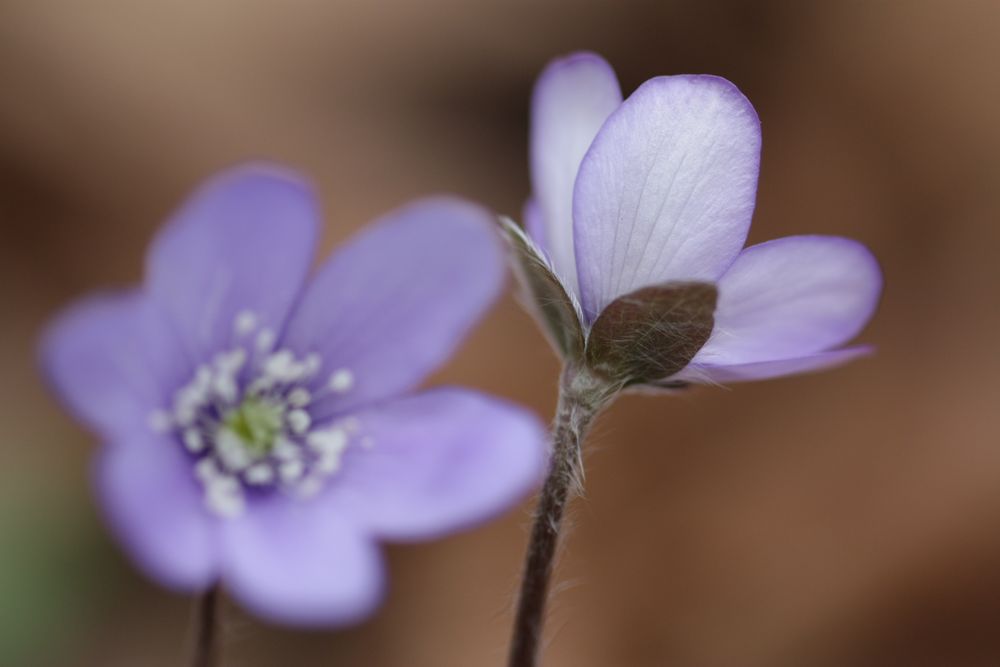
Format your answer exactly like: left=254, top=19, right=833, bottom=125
left=507, top=367, right=614, bottom=667
left=190, top=585, right=221, bottom=667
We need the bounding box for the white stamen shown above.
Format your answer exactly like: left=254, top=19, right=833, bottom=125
left=287, top=387, right=311, bottom=407
left=307, top=427, right=350, bottom=476
left=263, top=350, right=299, bottom=383
left=195, top=457, right=220, bottom=482
left=174, top=402, right=197, bottom=428
left=273, top=437, right=301, bottom=461
left=307, top=427, right=348, bottom=455
left=279, top=459, right=305, bottom=484
left=302, top=353, right=322, bottom=377
left=245, top=463, right=275, bottom=485
left=246, top=376, right=274, bottom=396
left=215, top=348, right=247, bottom=373
left=287, top=409, right=311, bottom=434
left=183, top=428, right=205, bottom=453
left=255, top=328, right=276, bottom=353
left=305, top=352, right=323, bottom=375
left=316, top=451, right=344, bottom=474
left=158, top=328, right=360, bottom=517
left=215, top=428, right=253, bottom=471
left=234, top=310, right=257, bottom=336
left=205, top=475, right=244, bottom=517
left=173, top=372, right=212, bottom=427
left=212, top=372, right=238, bottom=405
left=194, top=365, right=212, bottom=388
left=328, top=369, right=354, bottom=393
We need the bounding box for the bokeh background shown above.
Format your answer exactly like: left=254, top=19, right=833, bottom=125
left=3, top=1, right=999, bottom=665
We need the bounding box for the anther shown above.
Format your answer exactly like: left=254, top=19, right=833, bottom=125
left=273, top=437, right=300, bottom=461
left=215, top=428, right=253, bottom=471
left=287, top=409, right=311, bottom=435
left=212, top=373, right=238, bottom=404
left=279, top=459, right=305, bottom=484
left=255, top=328, right=276, bottom=353
left=183, top=428, right=205, bottom=453
left=307, top=427, right=348, bottom=455
left=245, top=463, right=275, bottom=485
left=205, top=475, right=244, bottom=517
left=303, top=353, right=322, bottom=377
left=328, top=369, right=354, bottom=393
left=287, top=388, right=311, bottom=407
left=264, top=350, right=297, bottom=383
left=234, top=310, right=257, bottom=336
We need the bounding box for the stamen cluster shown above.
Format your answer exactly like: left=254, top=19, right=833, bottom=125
left=149, top=310, right=363, bottom=517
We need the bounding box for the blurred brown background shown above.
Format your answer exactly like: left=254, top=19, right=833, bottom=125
left=2, top=1, right=999, bottom=665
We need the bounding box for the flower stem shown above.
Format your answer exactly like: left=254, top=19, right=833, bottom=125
left=507, top=367, right=613, bottom=667
left=190, top=585, right=221, bottom=667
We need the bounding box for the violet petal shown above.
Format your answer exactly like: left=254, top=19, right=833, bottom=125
left=95, top=436, right=218, bottom=591
left=328, top=388, right=546, bottom=541
left=674, top=346, right=873, bottom=384
left=522, top=197, right=546, bottom=251
left=692, top=236, right=882, bottom=366
left=530, top=52, right=622, bottom=298
left=39, top=290, right=189, bottom=440
left=221, top=497, right=383, bottom=627
left=282, top=197, right=504, bottom=418
left=146, top=164, right=319, bottom=361
left=573, top=75, right=761, bottom=321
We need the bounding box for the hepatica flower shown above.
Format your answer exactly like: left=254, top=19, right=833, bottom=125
left=505, top=52, right=882, bottom=389
left=505, top=53, right=882, bottom=667
left=41, top=165, right=545, bottom=626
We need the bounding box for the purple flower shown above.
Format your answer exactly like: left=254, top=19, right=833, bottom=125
left=40, top=165, right=546, bottom=626
left=513, top=52, right=882, bottom=386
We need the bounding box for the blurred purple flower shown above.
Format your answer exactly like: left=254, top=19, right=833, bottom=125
left=521, top=52, right=882, bottom=384
left=40, top=165, right=545, bottom=626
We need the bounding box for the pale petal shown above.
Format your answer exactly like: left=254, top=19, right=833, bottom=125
left=530, top=52, right=622, bottom=297
left=674, top=347, right=873, bottom=384
left=693, top=236, right=882, bottom=365
left=573, top=75, right=761, bottom=320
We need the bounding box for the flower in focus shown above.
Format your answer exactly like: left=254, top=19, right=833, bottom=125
left=505, top=52, right=882, bottom=388
left=41, top=165, right=546, bottom=626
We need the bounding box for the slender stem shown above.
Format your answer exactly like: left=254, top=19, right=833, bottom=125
left=508, top=367, right=613, bottom=667
left=190, top=585, right=221, bottom=667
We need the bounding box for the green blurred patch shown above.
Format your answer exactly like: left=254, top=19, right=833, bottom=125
left=0, top=477, right=115, bottom=666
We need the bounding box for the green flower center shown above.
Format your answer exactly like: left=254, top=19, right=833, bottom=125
left=221, top=397, right=284, bottom=459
